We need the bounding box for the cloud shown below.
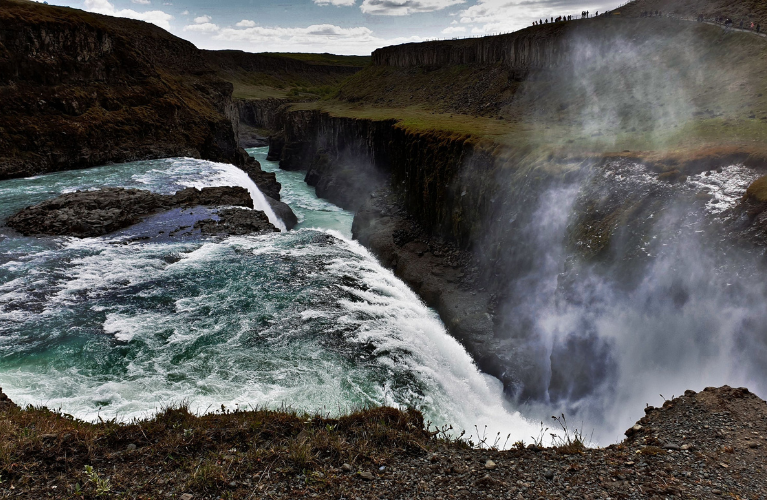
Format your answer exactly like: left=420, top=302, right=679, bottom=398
left=203, top=22, right=421, bottom=55
left=182, top=10, right=189, bottom=15
left=457, top=0, right=616, bottom=33
left=360, top=0, right=464, bottom=16
left=236, top=19, right=256, bottom=27
left=441, top=25, right=465, bottom=34
left=131, top=0, right=150, bottom=4
left=315, top=0, right=356, bottom=6
left=83, top=0, right=173, bottom=30
left=194, top=15, right=212, bottom=24
left=216, top=23, right=373, bottom=41
left=184, top=22, right=220, bottom=33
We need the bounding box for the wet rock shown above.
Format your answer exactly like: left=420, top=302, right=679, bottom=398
left=170, top=186, right=252, bottom=208
left=6, top=186, right=262, bottom=237
left=195, top=208, right=278, bottom=235
left=265, top=195, right=298, bottom=230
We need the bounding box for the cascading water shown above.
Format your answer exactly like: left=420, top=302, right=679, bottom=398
left=0, top=148, right=539, bottom=445
left=196, top=162, right=286, bottom=231
left=486, top=158, right=767, bottom=444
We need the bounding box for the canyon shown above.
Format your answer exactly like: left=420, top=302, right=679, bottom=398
left=5, top=0, right=767, bottom=413
left=2, top=0, right=767, bottom=496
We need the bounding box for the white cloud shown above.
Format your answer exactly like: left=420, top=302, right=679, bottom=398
left=235, top=19, right=256, bottom=27
left=184, top=22, right=220, bottom=33
left=83, top=0, right=173, bottom=30
left=314, top=0, right=356, bottom=6
left=441, top=25, right=465, bottom=34
left=216, top=24, right=373, bottom=41
left=360, top=0, right=464, bottom=16
left=131, top=0, right=150, bottom=4
left=194, top=15, right=212, bottom=24
left=182, top=9, right=189, bottom=15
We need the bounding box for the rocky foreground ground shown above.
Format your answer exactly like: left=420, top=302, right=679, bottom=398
left=0, top=386, right=765, bottom=499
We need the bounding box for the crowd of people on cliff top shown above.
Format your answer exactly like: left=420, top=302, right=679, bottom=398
left=702, top=15, right=761, bottom=34
left=531, top=9, right=762, bottom=36
left=531, top=10, right=602, bottom=26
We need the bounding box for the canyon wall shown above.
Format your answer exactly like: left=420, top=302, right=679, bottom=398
left=270, top=109, right=536, bottom=388
left=0, top=0, right=265, bottom=186
left=236, top=98, right=288, bottom=132
left=371, top=22, right=577, bottom=77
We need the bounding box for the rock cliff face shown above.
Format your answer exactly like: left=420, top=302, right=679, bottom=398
left=269, top=110, right=518, bottom=384
left=236, top=98, right=289, bottom=147
left=372, top=22, right=577, bottom=76
left=0, top=0, right=275, bottom=204
left=273, top=110, right=496, bottom=244
left=236, top=98, right=288, bottom=132
left=0, top=0, right=237, bottom=178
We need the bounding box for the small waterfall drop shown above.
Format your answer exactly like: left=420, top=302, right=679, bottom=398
left=209, top=163, right=286, bottom=231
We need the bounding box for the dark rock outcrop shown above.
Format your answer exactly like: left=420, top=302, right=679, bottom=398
left=0, top=0, right=245, bottom=178
left=265, top=196, right=299, bottom=230
left=237, top=152, right=281, bottom=201
left=5, top=186, right=274, bottom=237
left=195, top=208, right=278, bottom=235
left=0, top=0, right=284, bottom=207
left=202, top=50, right=363, bottom=79
left=236, top=98, right=290, bottom=132
left=0, top=387, right=17, bottom=412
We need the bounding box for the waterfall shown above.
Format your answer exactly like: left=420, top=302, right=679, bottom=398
left=210, top=163, right=287, bottom=231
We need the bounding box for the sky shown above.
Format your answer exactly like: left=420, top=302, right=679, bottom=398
left=39, top=0, right=624, bottom=55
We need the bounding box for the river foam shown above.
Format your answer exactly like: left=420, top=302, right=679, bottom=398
left=0, top=153, right=539, bottom=446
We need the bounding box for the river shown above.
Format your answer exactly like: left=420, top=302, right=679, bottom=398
left=0, top=147, right=538, bottom=444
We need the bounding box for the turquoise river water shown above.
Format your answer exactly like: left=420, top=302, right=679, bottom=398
left=0, top=147, right=538, bottom=443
